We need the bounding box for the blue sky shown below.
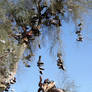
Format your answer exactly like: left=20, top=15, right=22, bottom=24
left=61, top=12, right=92, bottom=92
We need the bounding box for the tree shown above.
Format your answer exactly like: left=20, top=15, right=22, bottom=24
left=0, top=0, right=91, bottom=91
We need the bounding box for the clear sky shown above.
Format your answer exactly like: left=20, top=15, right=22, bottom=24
left=61, top=17, right=92, bottom=92
left=8, top=2, right=92, bottom=92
